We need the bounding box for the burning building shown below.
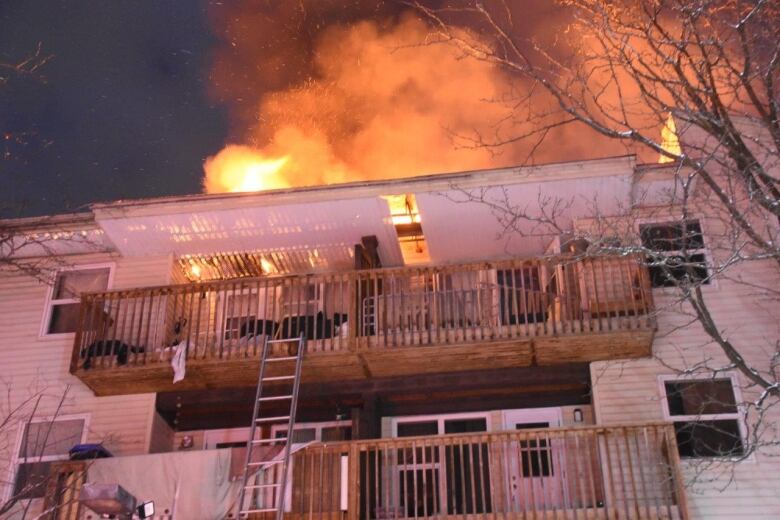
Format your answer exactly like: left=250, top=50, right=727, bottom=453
left=1, top=113, right=779, bottom=517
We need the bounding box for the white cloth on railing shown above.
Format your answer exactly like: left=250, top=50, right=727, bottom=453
left=171, top=341, right=187, bottom=383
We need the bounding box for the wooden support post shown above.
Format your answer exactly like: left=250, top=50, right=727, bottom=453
left=347, top=443, right=360, bottom=520
left=355, top=393, right=381, bottom=440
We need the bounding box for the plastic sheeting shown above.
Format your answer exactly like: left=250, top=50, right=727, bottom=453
left=87, top=449, right=241, bottom=520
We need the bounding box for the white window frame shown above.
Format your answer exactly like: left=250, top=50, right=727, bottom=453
left=217, top=287, right=263, bottom=342
left=636, top=217, right=716, bottom=291
left=40, top=263, right=115, bottom=337
left=390, top=411, right=493, bottom=437
left=4, top=413, right=90, bottom=502
left=269, top=419, right=351, bottom=443
left=658, top=373, right=748, bottom=460
left=203, top=420, right=352, bottom=450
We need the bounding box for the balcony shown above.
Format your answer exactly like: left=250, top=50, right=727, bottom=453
left=70, top=254, right=655, bottom=396
left=44, top=423, right=688, bottom=519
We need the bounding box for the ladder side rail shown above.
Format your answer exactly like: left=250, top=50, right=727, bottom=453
left=237, top=335, right=271, bottom=516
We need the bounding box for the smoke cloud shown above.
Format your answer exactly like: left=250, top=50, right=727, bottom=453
left=203, top=4, right=622, bottom=193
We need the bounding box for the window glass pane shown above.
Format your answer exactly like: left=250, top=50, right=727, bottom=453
left=520, top=439, right=553, bottom=477
left=674, top=420, right=744, bottom=458
left=276, top=428, right=316, bottom=443
left=648, top=253, right=709, bottom=287
left=665, top=380, right=738, bottom=415
left=48, top=303, right=82, bottom=334
left=514, top=422, right=550, bottom=430
left=215, top=441, right=247, bottom=449
left=19, top=419, right=85, bottom=459
left=397, top=421, right=439, bottom=437
left=13, top=461, right=52, bottom=499
left=640, top=221, right=704, bottom=251
left=321, top=426, right=351, bottom=442
left=53, top=268, right=110, bottom=300
left=444, top=418, right=487, bottom=434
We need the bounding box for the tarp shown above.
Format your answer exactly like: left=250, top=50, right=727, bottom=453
left=87, top=449, right=240, bottom=520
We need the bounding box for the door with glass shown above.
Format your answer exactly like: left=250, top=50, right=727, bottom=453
left=392, top=414, right=491, bottom=517
left=502, top=408, right=567, bottom=513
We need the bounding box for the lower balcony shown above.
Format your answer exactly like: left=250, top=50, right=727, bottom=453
left=71, top=254, right=655, bottom=396
left=44, top=423, right=687, bottom=519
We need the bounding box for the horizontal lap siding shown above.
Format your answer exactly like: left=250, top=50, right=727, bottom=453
left=592, top=255, right=780, bottom=519
left=0, top=253, right=173, bottom=475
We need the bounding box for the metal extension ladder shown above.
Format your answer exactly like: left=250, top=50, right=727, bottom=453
left=237, top=334, right=305, bottom=519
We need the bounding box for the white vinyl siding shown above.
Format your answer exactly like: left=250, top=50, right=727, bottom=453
left=0, top=253, right=176, bottom=503
left=591, top=211, right=780, bottom=520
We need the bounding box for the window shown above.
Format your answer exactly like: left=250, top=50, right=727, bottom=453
left=271, top=420, right=352, bottom=443
left=515, top=422, right=553, bottom=477
left=662, top=377, right=744, bottom=458
left=44, top=266, right=111, bottom=334
left=639, top=220, right=708, bottom=287
left=204, top=420, right=352, bottom=450
left=223, top=292, right=259, bottom=341
left=12, top=417, right=87, bottom=499
left=392, top=413, right=491, bottom=516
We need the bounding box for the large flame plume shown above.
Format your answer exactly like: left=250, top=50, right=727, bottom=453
left=203, top=14, right=561, bottom=193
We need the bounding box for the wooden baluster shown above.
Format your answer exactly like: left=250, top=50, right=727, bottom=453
left=118, top=292, right=135, bottom=365
left=108, top=292, right=122, bottom=361
left=541, top=429, right=556, bottom=519
left=476, top=435, right=488, bottom=519
left=664, top=424, right=690, bottom=520
left=596, top=430, right=616, bottom=520
left=524, top=430, right=539, bottom=515
left=553, top=430, right=570, bottom=517
left=588, top=259, right=603, bottom=332
left=510, top=265, right=521, bottom=338
left=71, top=295, right=89, bottom=372
left=639, top=426, right=662, bottom=518
left=184, top=288, right=195, bottom=360
left=547, top=260, right=557, bottom=337
left=621, top=427, right=642, bottom=518
left=563, top=430, right=584, bottom=520
left=318, top=446, right=326, bottom=518
left=580, top=430, right=599, bottom=516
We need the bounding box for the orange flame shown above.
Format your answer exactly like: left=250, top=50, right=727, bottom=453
left=203, top=145, right=291, bottom=193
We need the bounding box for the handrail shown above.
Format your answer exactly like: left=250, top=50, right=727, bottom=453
left=71, top=253, right=655, bottom=372
left=262, top=422, right=687, bottom=519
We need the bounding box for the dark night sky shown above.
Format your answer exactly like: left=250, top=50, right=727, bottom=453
left=0, top=1, right=228, bottom=217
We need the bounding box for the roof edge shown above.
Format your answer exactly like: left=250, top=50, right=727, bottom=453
left=92, top=154, right=638, bottom=219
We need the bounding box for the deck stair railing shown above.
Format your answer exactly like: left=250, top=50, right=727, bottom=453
left=71, top=254, right=654, bottom=372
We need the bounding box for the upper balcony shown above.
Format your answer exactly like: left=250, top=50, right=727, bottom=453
left=71, top=254, right=655, bottom=396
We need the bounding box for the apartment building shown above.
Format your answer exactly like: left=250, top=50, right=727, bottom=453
left=1, top=152, right=778, bottom=519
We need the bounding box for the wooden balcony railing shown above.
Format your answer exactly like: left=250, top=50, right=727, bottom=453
left=244, top=423, right=688, bottom=519
left=71, top=254, right=654, bottom=380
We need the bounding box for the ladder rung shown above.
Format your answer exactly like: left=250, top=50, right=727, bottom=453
left=244, top=483, right=281, bottom=489
left=241, top=508, right=277, bottom=514
left=259, top=395, right=293, bottom=402
left=251, top=437, right=286, bottom=444
left=262, top=375, right=295, bottom=381
left=266, top=356, right=297, bottom=362
left=256, top=415, right=290, bottom=423
left=267, top=337, right=303, bottom=344
left=248, top=459, right=284, bottom=467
